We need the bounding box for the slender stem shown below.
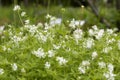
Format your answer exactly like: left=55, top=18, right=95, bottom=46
left=17, top=11, right=24, bottom=26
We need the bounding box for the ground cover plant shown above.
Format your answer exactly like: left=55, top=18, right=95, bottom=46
left=0, top=5, right=120, bottom=80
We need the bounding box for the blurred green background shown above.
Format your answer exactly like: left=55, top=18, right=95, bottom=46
left=0, top=0, right=120, bottom=29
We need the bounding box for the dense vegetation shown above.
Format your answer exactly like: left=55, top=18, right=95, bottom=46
left=0, top=5, right=120, bottom=80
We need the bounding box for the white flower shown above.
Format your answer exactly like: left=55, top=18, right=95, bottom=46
left=117, top=41, right=120, bottom=50
left=103, top=47, right=112, bottom=54
left=0, top=26, right=4, bottom=31
left=103, top=72, right=110, bottom=79
left=108, top=63, right=114, bottom=73
left=103, top=72, right=116, bottom=80
left=13, top=5, right=21, bottom=11
left=12, top=63, right=17, bottom=71
left=21, top=68, right=26, bottom=73
left=46, top=14, right=51, bottom=19
left=0, top=26, right=5, bottom=34
left=2, top=46, right=7, bottom=51
left=81, top=60, right=90, bottom=66
left=92, top=51, right=98, bottom=60
left=44, top=22, right=50, bottom=30
left=73, top=29, right=83, bottom=40
left=107, top=29, right=114, bottom=34
left=103, top=63, right=116, bottom=80
left=69, top=19, right=76, bottom=29
left=45, top=62, right=51, bottom=69
left=37, top=22, right=43, bottom=28
left=21, top=12, right=26, bottom=17
left=88, top=29, right=94, bottom=36
left=107, top=38, right=116, bottom=45
left=83, top=38, right=94, bottom=49
left=78, top=66, right=86, bottom=74
left=50, top=18, right=62, bottom=26
left=92, top=25, right=98, bottom=31
left=0, top=68, right=4, bottom=75
left=53, top=44, right=61, bottom=49
left=25, top=20, right=30, bottom=24
left=98, top=62, right=106, bottom=69
left=48, top=50, right=54, bottom=57
left=35, top=33, right=47, bottom=42
left=56, top=57, right=68, bottom=65
left=95, top=29, right=104, bottom=39
left=8, top=48, right=11, bottom=52
left=32, top=48, right=46, bottom=58
left=69, top=19, right=85, bottom=29
left=78, top=60, right=90, bottom=74
left=80, top=20, right=85, bottom=26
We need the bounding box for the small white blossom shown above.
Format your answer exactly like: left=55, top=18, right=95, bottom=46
left=0, top=68, right=4, bottom=75
left=45, top=62, right=51, bottom=69
left=37, top=22, right=43, bottom=28
left=108, top=63, right=114, bottom=73
left=83, top=38, right=94, bottom=49
left=80, top=20, right=85, bottom=26
left=78, top=66, right=86, bottom=74
left=69, top=19, right=85, bottom=29
left=106, top=38, right=116, bottom=45
left=53, top=44, right=61, bottom=49
left=92, top=51, right=98, bottom=60
left=81, top=60, right=90, bottom=66
left=21, top=12, right=26, bottom=17
left=98, top=62, right=106, bottom=69
left=69, top=19, right=76, bottom=29
left=103, top=64, right=116, bottom=80
left=11, top=35, right=22, bottom=43
left=0, top=26, right=5, bottom=34
left=56, top=57, right=68, bottom=65
left=8, top=48, right=11, bottom=52
left=25, top=20, right=30, bottom=24
left=50, top=18, right=62, bottom=26
left=117, top=40, right=120, bottom=50
left=48, top=50, right=54, bottom=57
left=107, top=29, right=114, bottom=34
left=92, top=25, right=98, bottom=31
left=78, top=60, right=90, bottom=74
left=95, top=29, right=104, bottom=39
left=88, top=29, right=94, bottom=36
left=35, top=33, right=47, bottom=42
left=103, top=72, right=116, bottom=80
left=73, top=29, right=83, bottom=40
left=2, top=46, right=7, bottom=51
left=12, top=63, right=17, bottom=71
left=103, top=47, right=112, bottom=54
left=13, top=5, right=21, bottom=11
left=32, top=48, right=46, bottom=58
left=46, top=14, right=51, bottom=19
left=44, top=22, right=50, bottom=30
left=21, top=68, right=26, bottom=73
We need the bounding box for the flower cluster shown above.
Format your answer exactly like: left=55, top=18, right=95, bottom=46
left=56, top=57, right=68, bottom=65
left=32, top=48, right=46, bottom=58
left=83, top=38, right=94, bottom=49
left=0, top=26, right=5, bottom=35
left=78, top=60, right=90, bottom=74
left=88, top=25, right=104, bottom=40
left=69, top=19, right=85, bottom=29
left=13, top=5, right=21, bottom=11
left=103, top=63, right=116, bottom=80
left=0, top=5, right=119, bottom=79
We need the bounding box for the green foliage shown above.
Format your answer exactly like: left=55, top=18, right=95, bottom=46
left=0, top=5, right=120, bottom=79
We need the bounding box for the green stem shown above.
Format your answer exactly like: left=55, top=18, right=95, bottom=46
left=17, top=11, right=24, bottom=26
left=47, top=0, right=50, bottom=14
